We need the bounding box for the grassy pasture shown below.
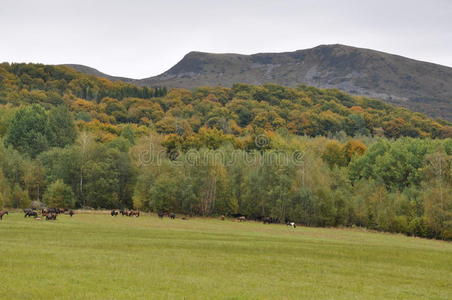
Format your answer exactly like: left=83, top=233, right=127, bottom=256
left=0, top=212, right=451, bottom=299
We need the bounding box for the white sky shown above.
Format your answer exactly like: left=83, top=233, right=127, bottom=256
left=1, top=0, right=451, bottom=79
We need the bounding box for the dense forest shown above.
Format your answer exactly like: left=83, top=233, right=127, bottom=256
left=0, top=63, right=451, bottom=240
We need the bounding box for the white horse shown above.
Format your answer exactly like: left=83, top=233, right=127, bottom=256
left=287, top=222, right=296, bottom=228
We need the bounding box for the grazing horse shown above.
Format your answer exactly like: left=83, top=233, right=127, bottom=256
left=0, top=211, right=8, bottom=220
left=237, top=216, right=246, bottom=222
left=220, top=215, right=225, bottom=221
left=46, top=213, right=57, bottom=220
left=68, top=210, right=74, bottom=217
left=263, top=217, right=280, bottom=224
left=169, top=213, right=176, bottom=219
left=287, top=222, right=296, bottom=228
left=157, top=211, right=164, bottom=218
left=25, top=211, right=38, bottom=218
left=111, top=210, right=119, bottom=216
left=129, top=210, right=140, bottom=217
left=120, top=210, right=128, bottom=216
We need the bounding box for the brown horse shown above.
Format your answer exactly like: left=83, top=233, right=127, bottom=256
left=129, top=210, right=140, bottom=217
left=0, top=211, right=8, bottom=220
left=46, top=213, right=57, bottom=220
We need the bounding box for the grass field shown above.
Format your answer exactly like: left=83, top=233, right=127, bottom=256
left=0, top=212, right=451, bottom=300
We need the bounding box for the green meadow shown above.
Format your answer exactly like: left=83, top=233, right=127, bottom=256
left=0, top=212, right=451, bottom=300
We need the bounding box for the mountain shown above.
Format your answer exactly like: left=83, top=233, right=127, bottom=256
left=62, top=64, right=135, bottom=83
left=63, top=45, right=452, bottom=121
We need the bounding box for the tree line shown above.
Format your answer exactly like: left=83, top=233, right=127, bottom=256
left=0, top=104, right=450, bottom=239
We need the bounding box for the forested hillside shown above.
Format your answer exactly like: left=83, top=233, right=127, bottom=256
left=67, top=44, right=452, bottom=121
left=0, top=63, right=451, bottom=240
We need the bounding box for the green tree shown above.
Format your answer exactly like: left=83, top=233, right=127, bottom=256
left=43, top=179, right=75, bottom=208
left=48, top=105, right=77, bottom=148
left=5, top=104, right=52, bottom=157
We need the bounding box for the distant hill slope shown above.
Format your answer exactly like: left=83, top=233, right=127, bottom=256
left=1, top=62, right=450, bottom=139
left=63, top=45, right=452, bottom=121
left=61, top=64, right=135, bottom=83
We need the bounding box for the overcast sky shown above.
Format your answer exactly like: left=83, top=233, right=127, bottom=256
left=1, top=0, right=451, bottom=78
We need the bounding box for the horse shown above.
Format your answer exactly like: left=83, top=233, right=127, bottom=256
left=263, top=217, right=279, bottom=224
left=237, top=216, right=246, bottom=222
left=220, top=215, right=225, bottom=221
left=111, top=210, right=119, bottom=216
left=0, top=211, right=8, bottom=220
left=129, top=211, right=140, bottom=217
left=25, top=211, right=38, bottom=218
left=157, top=211, right=165, bottom=218
left=169, top=213, right=176, bottom=219
left=46, top=213, right=57, bottom=220
left=230, top=213, right=244, bottom=218
left=68, top=210, right=74, bottom=217
left=263, top=217, right=272, bottom=224
left=287, top=222, right=296, bottom=228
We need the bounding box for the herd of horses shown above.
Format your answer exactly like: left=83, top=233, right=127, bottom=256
left=110, top=210, right=140, bottom=217
left=22, top=208, right=74, bottom=220
left=0, top=209, right=297, bottom=228
left=229, top=214, right=297, bottom=228
left=111, top=210, right=176, bottom=219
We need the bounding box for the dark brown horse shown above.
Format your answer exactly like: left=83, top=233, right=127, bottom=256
left=25, top=211, right=38, bottom=218
left=46, top=213, right=57, bottom=220
left=0, top=211, right=8, bottom=220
